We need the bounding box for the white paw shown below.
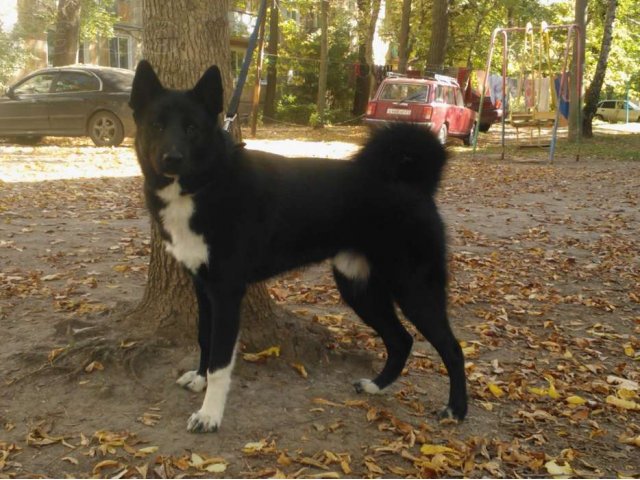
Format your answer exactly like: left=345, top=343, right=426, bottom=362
left=176, top=370, right=207, bottom=392
left=353, top=378, right=381, bottom=394
left=187, top=409, right=220, bottom=433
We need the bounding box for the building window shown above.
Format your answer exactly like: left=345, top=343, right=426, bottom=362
left=109, top=36, right=130, bottom=69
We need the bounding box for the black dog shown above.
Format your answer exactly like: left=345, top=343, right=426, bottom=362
left=129, top=60, right=467, bottom=433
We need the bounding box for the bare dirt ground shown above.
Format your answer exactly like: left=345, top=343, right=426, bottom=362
left=0, top=125, right=639, bottom=478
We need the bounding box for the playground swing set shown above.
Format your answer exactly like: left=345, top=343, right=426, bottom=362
left=472, top=22, right=582, bottom=163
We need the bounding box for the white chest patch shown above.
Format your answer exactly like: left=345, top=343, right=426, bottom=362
left=156, top=181, right=209, bottom=273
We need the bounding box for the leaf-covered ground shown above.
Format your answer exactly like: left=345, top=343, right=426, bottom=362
left=0, top=125, right=639, bottom=478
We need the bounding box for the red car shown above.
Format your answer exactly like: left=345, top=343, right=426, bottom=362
left=364, top=73, right=477, bottom=145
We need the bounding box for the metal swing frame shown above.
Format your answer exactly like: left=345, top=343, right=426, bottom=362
left=471, top=23, right=582, bottom=163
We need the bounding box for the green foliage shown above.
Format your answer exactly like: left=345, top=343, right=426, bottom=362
left=80, top=0, right=117, bottom=41
left=276, top=95, right=316, bottom=124
left=268, top=1, right=358, bottom=125
left=387, top=0, right=638, bottom=101
left=12, top=0, right=118, bottom=53
left=0, top=22, right=28, bottom=91
left=603, top=0, right=640, bottom=98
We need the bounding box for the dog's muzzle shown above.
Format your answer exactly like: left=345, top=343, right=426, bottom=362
left=159, top=150, right=184, bottom=177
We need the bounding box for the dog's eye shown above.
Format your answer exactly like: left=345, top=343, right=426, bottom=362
left=186, top=124, right=198, bottom=137
left=151, top=121, right=164, bottom=132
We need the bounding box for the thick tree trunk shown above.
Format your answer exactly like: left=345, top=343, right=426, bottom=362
left=583, top=0, right=617, bottom=138
left=426, top=0, right=449, bottom=71
left=397, top=0, right=412, bottom=74
left=130, top=0, right=278, bottom=349
left=51, top=0, right=81, bottom=67
left=263, top=0, right=279, bottom=123
left=352, top=0, right=381, bottom=116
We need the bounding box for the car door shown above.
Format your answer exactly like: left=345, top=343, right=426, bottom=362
left=0, top=72, right=57, bottom=135
left=47, top=71, right=101, bottom=135
left=431, top=85, right=448, bottom=133
left=454, top=87, right=474, bottom=133
left=597, top=100, right=614, bottom=122
left=445, top=87, right=464, bottom=134
left=617, top=101, right=637, bottom=123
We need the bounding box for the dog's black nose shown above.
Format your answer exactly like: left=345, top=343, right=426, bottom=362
left=162, top=151, right=183, bottom=169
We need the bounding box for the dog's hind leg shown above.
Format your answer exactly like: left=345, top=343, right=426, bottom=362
left=176, top=277, right=210, bottom=393
left=395, top=275, right=467, bottom=421
left=187, top=284, right=244, bottom=433
left=333, top=267, right=413, bottom=394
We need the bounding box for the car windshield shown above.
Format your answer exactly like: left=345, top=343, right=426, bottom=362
left=626, top=101, right=639, bottom=110
left=380, top=83, right=430, bottom=103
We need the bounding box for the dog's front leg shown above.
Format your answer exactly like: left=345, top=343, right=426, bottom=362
left=176, top=277, right=211, bottom=392
left=187, top=284, right=244, bottom=433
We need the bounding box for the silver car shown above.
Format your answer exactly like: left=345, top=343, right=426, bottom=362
left=595, top=100, right=640, bottom=123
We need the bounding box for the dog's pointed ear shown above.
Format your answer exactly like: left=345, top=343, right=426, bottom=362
left=190, top=65, right=224, bottom=117
left=129, top=60, right=164, bottom=113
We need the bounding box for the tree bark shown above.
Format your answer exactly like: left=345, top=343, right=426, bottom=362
left=130, top=0, right=277, bottom=348
left=316, top=0, right=328, bottom=126
left=583, top=0, right=617, bottom=138
left=426, top=0, right=449, bottom=72
left=569, top=0, right=587, bottom=142
left=398, top=0, right=412, bottom=74
left=51, top=0, right=81, bottom=67
left=352, top=0, right=381, bottom=116
left=263, top=0, right=279, bottom=123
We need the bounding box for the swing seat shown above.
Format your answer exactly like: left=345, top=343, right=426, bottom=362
left=510, top=112, right=554, bottom=147
left=532, top=111, right=556, bottom=123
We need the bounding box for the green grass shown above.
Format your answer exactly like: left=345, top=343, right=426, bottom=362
left=455, top=125, right=640, bottom=162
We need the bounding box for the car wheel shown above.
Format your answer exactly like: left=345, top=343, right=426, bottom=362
left=463, top=123, right=476, bottom=146
left=88, top=111, right=124, bottom=147
left=437, top=124, right=448, bottom=145
left=594, top=114, right=604, bottom=122
left=479, top=122, right=491, bottom=133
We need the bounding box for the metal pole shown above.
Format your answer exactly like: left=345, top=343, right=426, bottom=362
left=548, top=25, right=576, bottom=163
left=500, top=30, right=508, bottom=160
left=626, top=82, right=630, bottom=124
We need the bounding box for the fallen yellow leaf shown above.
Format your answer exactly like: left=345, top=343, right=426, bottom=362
left=277, top=452, right=292, bottom=467
left=85, top=360, right=104, bottom=373
left=619, top=434, right=640, bottom=447
left=242, top=346, right=281, bottom=362
left=606, top=395, right=640, bottom=410
left=623, top=343, right=635, bottom=358
left=566, top=395, right=586, bottom=405
left=92, top=459, right=120, bottom=475
left=420, top=444, right=459, bottom=456
left=189, top=452, right=205, bottom=467
left=205, top=463, right=227, bottom=473
left=48, top=347, right=67, bottom=363
left=528, top=386, right=549, bottom=397
left=291, top=363, right=308, bottom=378
left=488, top=383, right=505, bottom=398
left=545, top=377, right=560, bottom=399
left=242, top=440, right=268, bottom=454
left=618, top=388, right=638, bottom=401
left=312, top=398, right=343, bottom=407
left=545, top=459, right=573, bottom=477
left=135, top=446, right=159, bottom=457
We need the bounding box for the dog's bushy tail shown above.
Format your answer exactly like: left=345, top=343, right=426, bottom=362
left=355, top=123, right=447, bottom=196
